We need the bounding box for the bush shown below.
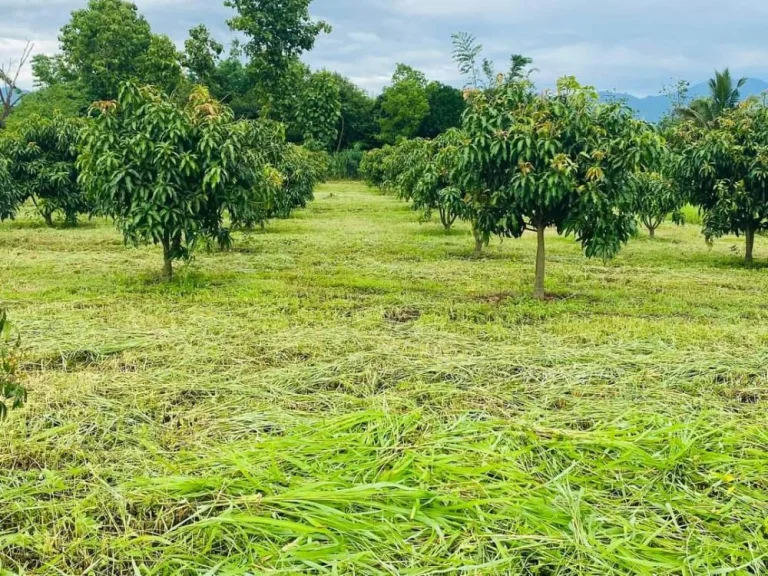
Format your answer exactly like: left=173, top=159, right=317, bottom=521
left=359, top=146, right=396, bottom=190
left=327, top=147, right=364, bottom=180
left=271, top=145, right=328, bottom=219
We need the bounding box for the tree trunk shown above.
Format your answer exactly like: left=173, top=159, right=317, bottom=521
left=472, top=225, right=483, bottom=256
left=533, top=224, right=546, bottom=300
left=161, top=235, right=173, bottom=280
left=746, top=226, right=755, bottom=266
left=439, top=206, right=452, bottom=231
left=648, top=226, right=656, bottom=238
left=43, top=211, right=54, bottom=228
left=336, top=114, right=345, bottom=153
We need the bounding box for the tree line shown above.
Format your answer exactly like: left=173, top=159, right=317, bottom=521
left=1, top=0, right=465, bottom=155
left=362, top=35, right=768, bottom=299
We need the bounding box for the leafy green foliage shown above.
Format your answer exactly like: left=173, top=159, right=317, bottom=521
left=78, top=83, right=284, bottom=278
left=420, top=82, right=466, bottom=139
left=333, top=74, right=377, bottom=150
left=359, top=146, right=396, bottom=190
left=327, top=147, right=365, bottom=180
left=30, top=54, right=75, bottom=88
left=451, top=32, right=533, bottom=90
left=0, top=309, right=26, bottom=422
left=225, top=0, right=331, bottom=94
left=0, top=152, right=21, bottom=221
left=676, top=69, right=748, bottom=126
left=676, top=100, right=768, bottom=264
left=361, top=130, right=478, bottom=237
left=461, top=77, right=662, bottom=298
left=2, top=82, right=89, bottom=135
left=629, top=166, right=686, bottom=237
left=270, top=145, right=327, bottom=218
left=0, top=114, right=87, bottom=226
left=135, top=35, right=184, bottom=96
left=297, top=71, right=341, bottom=151
left=51, top=0, right=182, bottom=100
left=183, top=25, right=225, bottom=86
left=411, top=129, right=473, bottom=231
left=376, top=65, right=430, bottom=144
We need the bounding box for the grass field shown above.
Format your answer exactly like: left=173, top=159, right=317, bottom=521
left=1, top=181, right=767, bottom=575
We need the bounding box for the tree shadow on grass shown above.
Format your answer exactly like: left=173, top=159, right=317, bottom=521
left=413, top=226, right=469, bottom=238
left=0, top=219, right=103, bottom=231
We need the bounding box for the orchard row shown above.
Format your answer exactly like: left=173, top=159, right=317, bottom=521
left=361, top=77, right=767, bottom=298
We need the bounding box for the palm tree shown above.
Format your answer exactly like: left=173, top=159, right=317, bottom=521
left=677, top=68, right=747, bottom=125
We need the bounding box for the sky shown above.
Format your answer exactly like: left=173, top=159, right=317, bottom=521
left=2, top=0, right=768, bottom=96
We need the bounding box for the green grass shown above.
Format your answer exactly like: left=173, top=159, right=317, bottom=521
left=1, top=181, right=767, bottom=575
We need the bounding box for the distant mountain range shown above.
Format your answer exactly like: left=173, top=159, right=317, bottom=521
left=600, top=78, right=768, bottom=123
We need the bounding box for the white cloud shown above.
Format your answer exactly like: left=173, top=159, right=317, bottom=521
left=348, top=31, right=382, bottom=43
left=4, top=0, right=768, bottom=95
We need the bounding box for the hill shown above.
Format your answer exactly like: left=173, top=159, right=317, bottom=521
left=600, top=78, right=768, bottom=122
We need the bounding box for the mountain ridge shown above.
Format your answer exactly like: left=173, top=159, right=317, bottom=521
left=600, top=78, right=768, bottom=123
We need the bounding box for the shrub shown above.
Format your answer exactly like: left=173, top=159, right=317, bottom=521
left=0, top=151, right=22, bottom=221
left=629, top=163, right=686, bottom=238
left=359, top=146, right=397, bottom=190
left=271, top=145, right=328, bottom=219
left=327, top=147, right=364, bottom=180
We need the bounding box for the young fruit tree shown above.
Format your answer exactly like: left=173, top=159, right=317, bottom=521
left=461, top=77, right=663, bottom=299
left=0, top=309, right=26, bottom=422
left=629, top=158, right=686, bottom=238
left=270, top=144, right=327, bottom=219
left=676, top=100, right=768, bottom=265
left=360, top=146, right=396, bottom=191
left=78, top=82, right=283, bottom=279
left=394, top=129, right=474, bottom=233
left=0, top=114, right=88, bottom=226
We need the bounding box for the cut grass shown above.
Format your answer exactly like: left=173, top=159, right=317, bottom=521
left=1, top=181, right=767, bottom=575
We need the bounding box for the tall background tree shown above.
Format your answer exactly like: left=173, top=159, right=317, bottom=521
left=296, top=70, right=341, bottom=150
left=677, top=69, right=747, bottom=126
left=34, top=0, right=182, bottom=101
left=332, top=73, right=377, bottom=151
left=419, top=82, right=466, bottom=139
left=224, top=0, right=331, bottom=115
left=377, top=64, right=430, bottom=144
left=182, top=25, right=225, bottom=87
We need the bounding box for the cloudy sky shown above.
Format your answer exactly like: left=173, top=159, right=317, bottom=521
left=2, top=0, right=768, bottom=95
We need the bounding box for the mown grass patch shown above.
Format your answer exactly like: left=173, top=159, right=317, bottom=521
left=1, top=181, right=767, bottom=574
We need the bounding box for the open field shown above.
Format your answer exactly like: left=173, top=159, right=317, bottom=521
left=1, top=181, right=767, bottom=575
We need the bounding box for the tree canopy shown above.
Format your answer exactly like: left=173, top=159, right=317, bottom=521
left=676, top=100, right=768, bottom=264
left=676, top=69, right=748, bottom=126
left=33, top=0, right=183, bottom=100
left=377, top=64, right=430, bottom=144
left=78, top=83, right=285, bottom=278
